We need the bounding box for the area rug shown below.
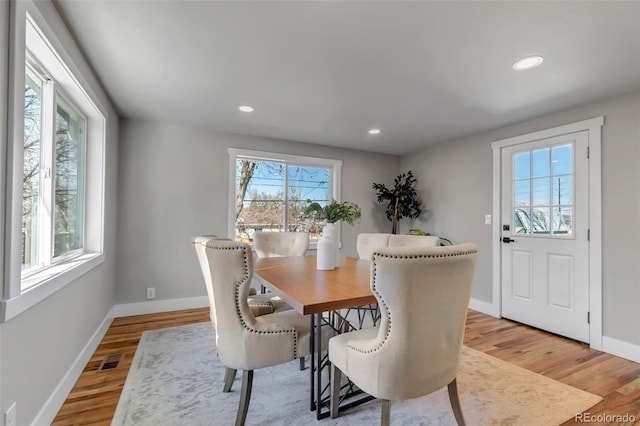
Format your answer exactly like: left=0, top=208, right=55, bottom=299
left=112, top=322, right=601, bottom=425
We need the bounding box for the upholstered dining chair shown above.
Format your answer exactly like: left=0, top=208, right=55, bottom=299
left=191, top=235, right=290, bottom=316
left=193, top=237, right=333, bottom=426
left=356, top=233, right=391, bottom=261
left=387, top=233, right=440, bottom=248
left=352, top=233, right=441, bottom=328
left=253, top=231, right=310, bottom=368
left=253, top=231, right=309, bottom=257
left=329, top=244, right=478, bottom=426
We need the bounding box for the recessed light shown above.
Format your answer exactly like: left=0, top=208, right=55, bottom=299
left=368, top=129, right=381, bottom=135
left=512, top=55, right=544, bottom=71
left=238, top=105, right=255, bottom=112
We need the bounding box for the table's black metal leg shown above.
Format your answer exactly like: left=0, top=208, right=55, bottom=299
left=315, top=312, right=323, bottom=420
left=309, top=314, right=316, bottom=411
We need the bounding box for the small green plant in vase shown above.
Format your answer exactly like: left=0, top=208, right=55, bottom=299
left=304, top=199, right=362, bottom=225
left=305, top=199, right=361, bottom=270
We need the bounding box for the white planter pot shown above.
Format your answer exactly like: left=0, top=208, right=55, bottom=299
left=316, top=233, right=336, bottom=270
left=322, top=223, right=340, bottom=266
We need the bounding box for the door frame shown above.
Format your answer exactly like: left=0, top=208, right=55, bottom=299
left=491, top=117, right=604, bottom=350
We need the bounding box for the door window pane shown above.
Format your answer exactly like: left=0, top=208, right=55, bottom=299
left=23, top=67, right=43, bottom=269
left=54, top=96, right=85, bottom=257
left=532, top=177, right=550, bottom=206
left=532, top=148, right=550, bottom=177
left=531, top=207, right=551, bottom=234
left=513, top=180, right=530, bottom=206
left=552, top=144, right=572, bottom=175
left=553, top=176, right=572, bottom=206
left=514, top=152, right=530, bottom=179
left=514, top=208, right=530, bottom=234
left=512, top=143, right=574, bottom=237
left=553, top=207, right=573, bottom=236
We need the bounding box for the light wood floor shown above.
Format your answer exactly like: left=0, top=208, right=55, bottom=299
left=53, top=308, right=640, bottom=425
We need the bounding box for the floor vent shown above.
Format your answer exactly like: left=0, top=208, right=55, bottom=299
left=97, top=353, right=124, bottom=372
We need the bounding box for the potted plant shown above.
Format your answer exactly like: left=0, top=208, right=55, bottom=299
left=409, top=228, right=452, bottom=246
left=305, top=199, right=361, bottom=270
left=373, top=171, right=422, bottom=234
left=304, top=199, right=362, bottom=225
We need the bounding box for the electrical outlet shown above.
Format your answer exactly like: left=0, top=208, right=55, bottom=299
left=146, top=287, right=155, bottom=300
left=484, top=214, right=492, bottom=225
left=5, top=402, right=16, bottom=426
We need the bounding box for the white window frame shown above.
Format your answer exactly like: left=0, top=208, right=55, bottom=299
left=228, top=148, right=342, bottom=250
left=22, top=58, right=88, bottom=279
left=1, top=8, right=106, bottom=322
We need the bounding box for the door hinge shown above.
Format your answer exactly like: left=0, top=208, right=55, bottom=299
left=587, top=228, right=590, bottom=241
left=587, top=311, right=590, bottom=324
left=587, top=146, right=590, bottom=159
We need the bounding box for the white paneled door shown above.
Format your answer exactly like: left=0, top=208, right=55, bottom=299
left=501, top=131, right=590, bottom=343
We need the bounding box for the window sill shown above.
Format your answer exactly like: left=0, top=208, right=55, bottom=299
left=1, top=252, right=104, bottom=322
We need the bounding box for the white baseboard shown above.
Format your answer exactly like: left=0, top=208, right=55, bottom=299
left=32, top=307, right=115, bottom=426
left=113, top=296, right=209, bottom=318
left=602, top=336, right=640, bottom=363
left=469, top=297, right=500, bottom=318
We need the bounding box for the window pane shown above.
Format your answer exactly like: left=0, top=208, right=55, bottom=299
left=234, top=159, right=332, bottom=242
left=532, top=148, right=550, bottom=177
left=514, top=207, right=530, bottom=234
left=514, top=152, right=530, bottom=179
left=54, top=96, right=85, bottom=257
left=288, top=165, right=329, bottom=238
left=553, top=207, right=573, bottom=236
left=513, top=180, right=530, bottom=206
left=552, top=144, right=572, bottom=175
left=531, top=207, right=550, bottom=234
left=22, top=67, right=43, bottom=269
left=552, top=175, right=572, bottom=205
left=235, top=160, right=285, bottom=241
left=532, top=177, right=550, bottom=206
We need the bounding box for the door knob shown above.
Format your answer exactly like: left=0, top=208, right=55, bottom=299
left=502, top=237, right=515, bottom=243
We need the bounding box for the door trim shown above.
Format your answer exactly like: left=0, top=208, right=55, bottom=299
left=491, top=117, right=603, bottom=350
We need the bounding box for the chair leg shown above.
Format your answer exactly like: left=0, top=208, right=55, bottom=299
left=330, top=363, right=342, bottom=418
left=235, top=370, right=254, bottom=426
left=381, top=399, right=390, bottom=426
left=223, top=368, right=237, bottom=392
left=447, top=378, right=466, bottom=426
left=299, top=356, right=305, bottom=370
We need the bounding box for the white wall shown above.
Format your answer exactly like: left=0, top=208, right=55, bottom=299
left=0, top=2, right=119, bottom=425
left=115, top=120, right=400, bottom=304
left=402, top=90, right=640, bottom=346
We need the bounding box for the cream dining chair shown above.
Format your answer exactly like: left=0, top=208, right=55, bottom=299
left=191, top=235, right=290, bottom=316
left=193, top=237, right=333, bottom=426
left=253, top=231, right=310, bottom=258
left=253, top=231, right=310, bottom=368
left=329, top=244, right=478, bottom=425
left=351, top=233, right=441, bottom=328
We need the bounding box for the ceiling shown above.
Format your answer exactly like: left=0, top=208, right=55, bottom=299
left=54, top=1, right=640, bottom=156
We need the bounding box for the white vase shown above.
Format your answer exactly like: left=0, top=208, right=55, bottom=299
left=322, top=222, right=340, bottom=267
left=316, top=233, right=336, bottom=270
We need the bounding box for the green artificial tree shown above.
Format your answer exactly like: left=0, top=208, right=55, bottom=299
left=373, top=171, right=422, bottom=234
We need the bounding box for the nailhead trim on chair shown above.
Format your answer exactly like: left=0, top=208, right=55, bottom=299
left=203, top=242, right=299, bottom=359
left=347, top=248, right=478, bottom=355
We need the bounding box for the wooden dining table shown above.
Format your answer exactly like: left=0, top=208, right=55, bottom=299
left=253, top=255, right=377, bottom=420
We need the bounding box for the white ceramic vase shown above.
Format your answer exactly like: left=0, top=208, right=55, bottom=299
left=316, top=233, right=336, bottom=270
left=322, top=222, right=340, bottom=267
